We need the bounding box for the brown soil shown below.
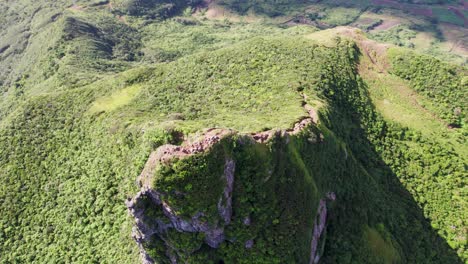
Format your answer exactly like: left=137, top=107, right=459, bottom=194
left=117, top=15, right=128, bottom=24
left=351, top=17, right=379, bottom=29
left=356, top=17, right=377, bottom=25
left=324, top=27, right=392, bottom=72
left=196, top=0, right=228, bottom=20
left=205, top=7, right=225, bottom=20
left=361, top=39, right=391, bottom=72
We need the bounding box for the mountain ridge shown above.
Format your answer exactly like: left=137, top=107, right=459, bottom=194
left=0, top=1, right=466, bottom=263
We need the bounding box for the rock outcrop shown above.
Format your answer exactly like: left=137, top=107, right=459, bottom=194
left=126, top=155, right=236, bottom=263
left=309, top=192, right=336, bottom=264
left=126, top=102, right=325, bottom=263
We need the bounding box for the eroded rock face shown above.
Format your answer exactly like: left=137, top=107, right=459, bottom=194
left=127, top=103, right=325, bottom=263
left=218, top=159, right=235, bottom=225
left=126, top=157, right=236, bottom=263
left=309, top=192, right=336, bottom=264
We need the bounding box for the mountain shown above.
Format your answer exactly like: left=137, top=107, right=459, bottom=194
left=0, top=1, right=466, bottom=263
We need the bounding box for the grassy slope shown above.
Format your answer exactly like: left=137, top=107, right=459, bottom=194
left=359, top=47, right=466, bottom=156
left=216, top=0, right=467, bottom=65
left=0, top=2, right=466, bottom=264
left=361, top=58, right=467, bottom=258
left=289, top=27, right=465, bottom=261
left=0, top=32, right=324, bottom=262
left=137, top=36, right=464, bottom=263
left=345, top=29, right=467, bottom=258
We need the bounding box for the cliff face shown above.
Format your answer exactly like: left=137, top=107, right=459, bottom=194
left=1, top=14, right=464, bottom=261
left=126, top=105, right=335, bottom=263
left=126, top=129, right=337, bottom=263
left=122, top=38, right=466, bottom=263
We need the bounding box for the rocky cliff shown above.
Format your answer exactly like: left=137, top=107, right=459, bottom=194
left=125, top=104, right=338, bottom=263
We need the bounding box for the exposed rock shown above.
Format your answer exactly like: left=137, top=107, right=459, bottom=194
left=252, top=130, right=276, bottom=143
left=154, top=129, right=235, bottom=164
left=127, top=193, right=156, bottom=264
left=218, top=159, right=235, bottom=225
left=245, top=239, right=254, bottom=249
left=204, top=227, right=225, bottom=248
left=290, top=117, right=314, bottom=135
left=305, top=104, right=319, bottom=124
left=243, top=216, right=251, bottom=226
left=127, top=103, right=322, bottom=263
left=309, top=200, right=327, bottom=264
left=309, top=192, right=336, bottom=264
left=127, top=157, right=237, bottom=263
left=251, top=103, right=319, bottom=143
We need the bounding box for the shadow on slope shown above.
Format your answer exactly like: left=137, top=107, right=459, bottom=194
left=321, top=89, right=464, bottom=263
left=317, top=43, right=464, bottom=263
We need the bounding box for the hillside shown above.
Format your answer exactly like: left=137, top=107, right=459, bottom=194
left=0, top=1, right=466, bottom=263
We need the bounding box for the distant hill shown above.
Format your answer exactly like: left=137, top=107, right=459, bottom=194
left=0, top=1, right=466, bottom=263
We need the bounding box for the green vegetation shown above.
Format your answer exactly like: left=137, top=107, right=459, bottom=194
left=0, top=1, right=466, bottom=263
left=125, top=38, right=321, bottom=132
left=89, top=84, right=142, bottom=113
left=139, top=20, right=317, bottom=63
left=388, top=48, right=467, bottom=127
left=0, top=88, right=147, bottom=262
left=363, top=225, right=401, bottom=264
left=218, top=0, right=312, bottom=16
left=318, top=7, right=362, bottom=26
left=309, top=39, right=466, bottom=262
left=432, top=7, right=465, bottom=26
left=112, top=0, right=202, bottom=18
left=132, top=38, right=466, bottom=263
left=154, top=141, right=228, bottom=220
left=370, top=25, right=417, bottom=48
left=147, top=135, right=319, bottom=263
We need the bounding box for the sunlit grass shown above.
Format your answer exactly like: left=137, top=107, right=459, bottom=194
left=364, top=225, right=400, bottom=264
left=89, top=84, right=142, bottom=113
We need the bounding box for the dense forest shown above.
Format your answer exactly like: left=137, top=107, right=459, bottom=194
left=389, top=49, right=467, bottom=127
left=0, top=0, right=466, bottom=263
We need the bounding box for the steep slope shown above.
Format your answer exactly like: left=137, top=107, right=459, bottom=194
left=1, top=35, right=465, bottom=263
left=124, top=37, right=466, bottom=263
left=0, top=3, right=466, bottom=264
left=0, top=37, right=323, bottom=262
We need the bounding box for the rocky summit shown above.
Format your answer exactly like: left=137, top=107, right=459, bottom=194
left=0, top=1, right=466, bottom=263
